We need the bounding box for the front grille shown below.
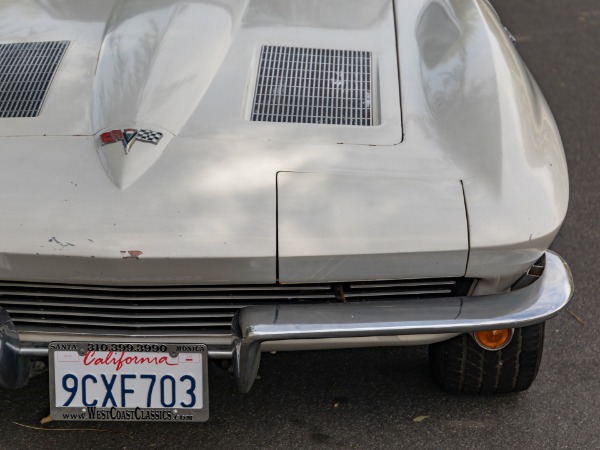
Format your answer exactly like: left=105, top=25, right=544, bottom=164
left=0, top=41, right=69, bottom=118
left=252, top=45, right=373, bottom=126
left=0, top=278, right=473, bottom=335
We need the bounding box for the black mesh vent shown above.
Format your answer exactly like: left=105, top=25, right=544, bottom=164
left=0, top=41, right=69, bottom=118
left=252, top=46, right=373, bottom=126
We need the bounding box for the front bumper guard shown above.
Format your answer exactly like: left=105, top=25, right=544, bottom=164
left=232, top=251, right=573, bottom=392
left=0, top=308, right=33, bottom=389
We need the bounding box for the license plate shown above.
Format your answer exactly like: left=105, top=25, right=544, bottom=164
left=48, top=343, right=208, bottom=422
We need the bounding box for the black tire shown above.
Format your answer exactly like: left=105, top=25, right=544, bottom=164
left=429, top=322, right=545, bottom=394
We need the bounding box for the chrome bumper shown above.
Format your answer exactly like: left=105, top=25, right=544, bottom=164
left=0, top=251, right=573, bottom=392
left=232, top=251, right=573, bottom=392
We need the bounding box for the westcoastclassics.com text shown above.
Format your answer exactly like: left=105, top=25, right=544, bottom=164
left=60, top=407, right=194, bottom=421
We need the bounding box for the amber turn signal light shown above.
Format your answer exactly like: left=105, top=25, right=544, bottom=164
left=473, top=329, right=513, bottom=351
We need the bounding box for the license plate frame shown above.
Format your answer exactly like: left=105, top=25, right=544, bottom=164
left=48, top=342, right=208, bottom=422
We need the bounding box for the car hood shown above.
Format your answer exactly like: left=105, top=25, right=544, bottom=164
left=0, top=0, right=402, bottom=145
left=0, top=0, right=568, bottom=286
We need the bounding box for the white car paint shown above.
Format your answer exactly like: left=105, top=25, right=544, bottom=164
left=0, top=0, right=569, bottom=351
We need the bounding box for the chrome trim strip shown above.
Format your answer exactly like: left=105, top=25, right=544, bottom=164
left=15, top=347, right=47, bottom=358
left=209, top=350, right=234, bottom=359
left=2, top=301, right=246, bottom=310
left=343, top=289, right=453, bottom=298
left=12, top=318, right=233, bottom=328
left=232, top=251, right=573, bottom=392
left=0, top=282, right=333, bottom=292
left=18, top=329, right=232, bottom=338
left=349, top=281, right=456, bottom=288
left=0, top=292, right=337, bottom=301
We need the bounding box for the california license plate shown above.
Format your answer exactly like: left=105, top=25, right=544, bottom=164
left=48, top=343, right=208, bottom=422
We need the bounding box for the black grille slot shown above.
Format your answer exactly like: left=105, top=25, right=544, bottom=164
left=0, top=41, right=69, bottom=118
left=252, top=45, right=373, bottom=126
left=0, top=278, right=473, bottom=334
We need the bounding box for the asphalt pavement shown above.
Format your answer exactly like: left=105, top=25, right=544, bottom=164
left=1, top=0, right=599, bottom=448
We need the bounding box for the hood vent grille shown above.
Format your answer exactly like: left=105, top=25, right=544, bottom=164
left=252, top=46, right=373, bottom=126
left=0, top=41, right=69, bottom=118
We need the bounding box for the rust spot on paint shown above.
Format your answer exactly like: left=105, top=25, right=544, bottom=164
left=122, top=250, right=143, bottom=259
left=48, top=237, right=75, bottom=248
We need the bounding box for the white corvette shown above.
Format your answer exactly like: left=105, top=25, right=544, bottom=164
left=0, top=0, right=573, bottom=421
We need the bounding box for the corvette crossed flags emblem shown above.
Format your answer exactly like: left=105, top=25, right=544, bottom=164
left=99, top=128, right=163, bottom=154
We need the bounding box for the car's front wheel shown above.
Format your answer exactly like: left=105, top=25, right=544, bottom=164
left=429, top=323, right=545, bottom=394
